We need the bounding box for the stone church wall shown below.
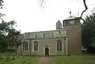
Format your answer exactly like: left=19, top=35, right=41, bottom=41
left=31, top=38, right=65, bottom=56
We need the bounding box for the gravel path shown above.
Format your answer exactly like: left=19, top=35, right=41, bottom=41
left=38, top=57, right=51, bottom=64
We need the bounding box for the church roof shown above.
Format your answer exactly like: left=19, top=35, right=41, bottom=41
left=64, top=15, right=76, bottom=21
left=67, top=16, right=76, bottom=19
left=24, top=29, right=66, bottom=34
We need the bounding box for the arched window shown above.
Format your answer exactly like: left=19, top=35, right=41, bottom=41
left=34, top=41, right=38, bottom=51
left=57, top=40, right=62, bottom=51
left=23, top=41, right=28, bottom=51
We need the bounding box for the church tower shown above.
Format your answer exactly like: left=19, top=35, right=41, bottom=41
left=63, top=11, right=81, bottom=29
left=63, top=11, right=82, bottom=54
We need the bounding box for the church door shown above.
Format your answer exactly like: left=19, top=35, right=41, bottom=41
left=45, top=47, right=49, bottom=56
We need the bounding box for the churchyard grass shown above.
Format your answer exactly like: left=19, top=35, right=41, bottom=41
left=51, top=54, right=95, bottom=64
left=0, top=54, right=95, bottom=64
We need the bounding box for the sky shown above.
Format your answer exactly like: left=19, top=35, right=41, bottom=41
left=0, top=0, right=95, bottom=33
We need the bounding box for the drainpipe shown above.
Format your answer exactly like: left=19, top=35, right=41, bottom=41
left=64, top=37, right=66, bottom=55
left=29, top=39, right=32, bottom=56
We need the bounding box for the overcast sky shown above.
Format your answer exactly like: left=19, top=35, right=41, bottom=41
left=1, top=0, right=95, bottom=33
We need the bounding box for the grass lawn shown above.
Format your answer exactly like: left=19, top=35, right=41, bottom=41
left=0, top=54, right=95, bottom=64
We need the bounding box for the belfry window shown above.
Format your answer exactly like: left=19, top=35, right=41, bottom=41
left=57, top=40, right=62, bottom=51
left=34, top=41, right=38, bottom=51
left=64, top=21, right=69, bottom=26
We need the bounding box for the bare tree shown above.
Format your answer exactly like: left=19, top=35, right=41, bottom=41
left=80, top=0, right=88, bottom=21
left=39, top=0, right=88, bottom=21
left=39, top=0, right=44, bottom=7
left=0, top=0, right=4, bottom=9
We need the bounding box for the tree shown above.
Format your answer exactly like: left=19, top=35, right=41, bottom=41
left=0, top=20, right=22, bottom=60
left=0, top=21, right=9, bottom=59
left=39, top=0, right=88, bottom=21
left=0, top=0, right=4, bottom=9
left=6, top=21, right=22, bottom=60
left=0, top=0, right=7, bottom=59
left=82, top=13, right=95, bottom=53
left=0, top=0, right=22, bottom=60
left=0, top=35, right=7, bottom=59
left=7, top=29, right=21, bottom=52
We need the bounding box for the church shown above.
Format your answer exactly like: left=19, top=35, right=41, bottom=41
left=18, top=14, right=82, bottom=56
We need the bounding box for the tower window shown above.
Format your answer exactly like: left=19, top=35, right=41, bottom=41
left=64, top=21, right=69, bottom=26
left=70, top=20, right=75, bottom=24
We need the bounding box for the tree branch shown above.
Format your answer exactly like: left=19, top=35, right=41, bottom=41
left=39, top=0, right=88, bottom=22
left=80, top=0, right=88, bottom=19
left=40, top=0, right=44, bottom=7
left=0, top=0, right=4, bottom=8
